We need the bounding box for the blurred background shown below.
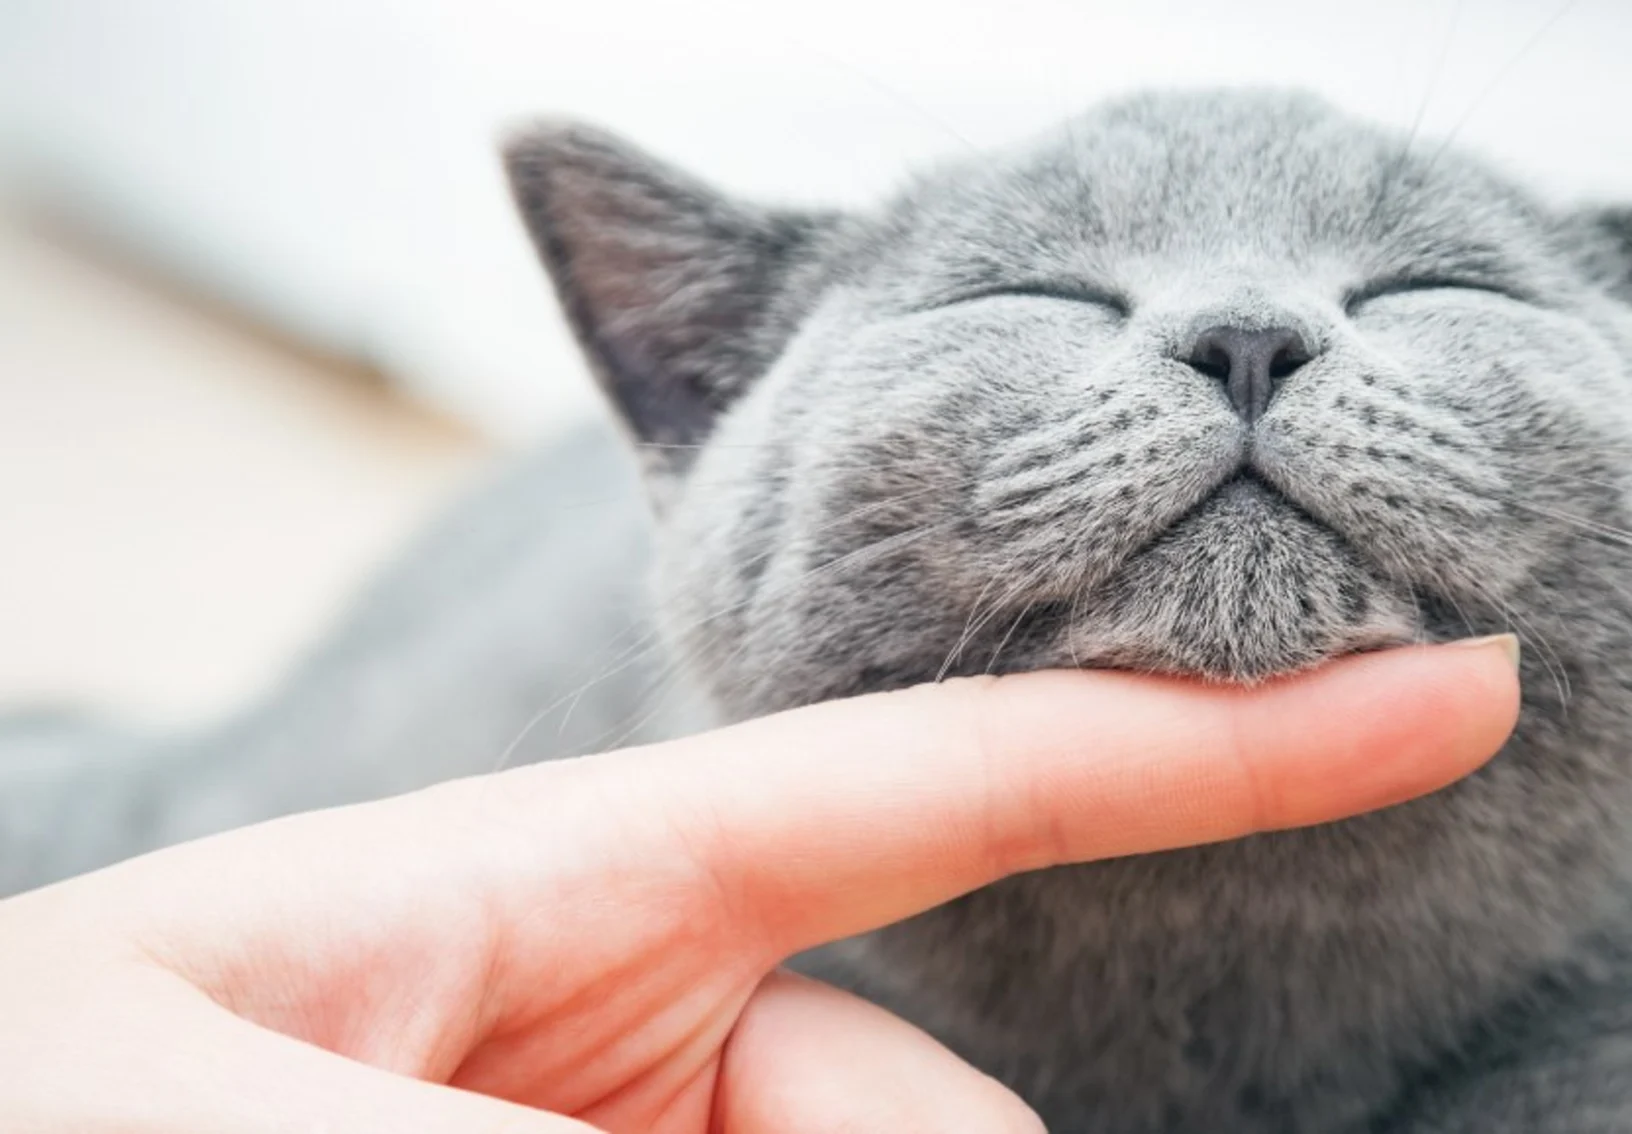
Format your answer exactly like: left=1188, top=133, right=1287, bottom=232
left=0, top=0, right=1627, bottom=729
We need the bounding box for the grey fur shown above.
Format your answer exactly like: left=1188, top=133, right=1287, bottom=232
left=506, top=90, right=1632, bottom=1131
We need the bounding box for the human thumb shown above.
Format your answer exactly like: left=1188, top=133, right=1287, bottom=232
left=0, top=958, right=599, bottom=1134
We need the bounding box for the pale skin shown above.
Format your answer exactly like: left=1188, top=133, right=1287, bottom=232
left=0, top=639, right=1520, bottom=1134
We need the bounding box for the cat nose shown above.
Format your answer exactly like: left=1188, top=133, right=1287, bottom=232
left=1183, top=326, right=1314, bottom=424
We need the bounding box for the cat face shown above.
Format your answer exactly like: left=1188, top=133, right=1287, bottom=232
left=509, top=89, right=1632, bottom=717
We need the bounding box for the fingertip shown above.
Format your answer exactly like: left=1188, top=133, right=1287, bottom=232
left=1368, top=634, right=1522, bottom=776
left=1246, top=636, right=1523, bottom=831
left=1426, top=634, right=1524, bottom=779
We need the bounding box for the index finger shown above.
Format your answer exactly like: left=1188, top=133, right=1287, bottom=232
left=620, top=637, right=1519, bottom=959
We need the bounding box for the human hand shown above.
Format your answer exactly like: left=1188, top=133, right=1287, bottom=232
left=0, top=640, right=1519, bottom=1133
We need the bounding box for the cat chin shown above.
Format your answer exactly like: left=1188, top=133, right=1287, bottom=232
left=1055, top=478, right=1422, bottom=684
left=1053, top=629, right=1414, bottom=686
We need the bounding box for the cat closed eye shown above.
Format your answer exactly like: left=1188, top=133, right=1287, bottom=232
left=932, top=281, right=1132, bottom=318
left=1343, top=276, right=1528, bottom=313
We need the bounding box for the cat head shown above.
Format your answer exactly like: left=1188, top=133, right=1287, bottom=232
left=508, top=89, right=1632, bottom=717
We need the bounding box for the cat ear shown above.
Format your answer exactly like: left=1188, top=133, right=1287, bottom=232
left=504, top=123, right=838, bottom=458
left=1561, top=207, right=1632, bottom=302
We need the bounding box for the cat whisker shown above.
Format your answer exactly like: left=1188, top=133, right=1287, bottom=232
left=1478, top=458, right=1629, bottom=497
left=985, top=593, right=1042, bottom=675
left=487, top=514, right=957, bottom=774
left=1462, top=569, right=1572, bottom=709
left=938, top=576, right=1002, bottom=682
left=580, top=651, right=703, bottom=756
left=941, top=564, right=1058, bottom=681
left=1508, top=500, right=1632, bottom=552
left=574, top=480, right=951, bottom=703
left=1425, top=0, right=1583, bottom=169
left=1066, top=570, right=1088, bottom=672
left=1364, top=0, right=1464, bottom=235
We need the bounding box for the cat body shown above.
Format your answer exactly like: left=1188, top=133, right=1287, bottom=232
left=507, top=90, right=1632, bottom=1130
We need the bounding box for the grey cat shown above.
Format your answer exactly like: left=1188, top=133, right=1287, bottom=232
left=3, top=87, right=1630, bottom=1132
left=503, top=89, right=1632, bottom=1131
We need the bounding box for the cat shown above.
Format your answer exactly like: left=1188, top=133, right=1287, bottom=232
left=503, top=88, right=1632, bottom=1131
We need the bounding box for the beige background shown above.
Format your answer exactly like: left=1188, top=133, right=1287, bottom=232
left=0, top=215, right=497, bottom=727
